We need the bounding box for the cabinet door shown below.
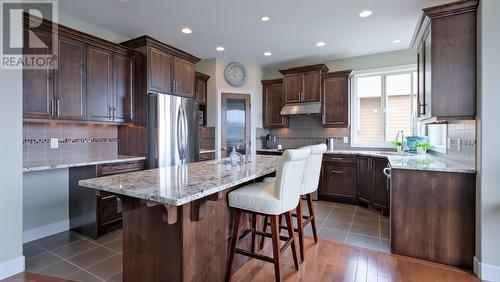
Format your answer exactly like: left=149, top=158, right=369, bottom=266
left=371, top=158, right=389, bottom=215
left=283, top=73, right=302, bottom=103
left=356, top=157, right=371, bottom=205
left=263, top=83, right=287, bottom=128
left=423, top=29, right=432, bottom=117
left=23, top=29, right=54, bottom=119
left=173, top=57, right=195, bottom=99
left=148, top=47, right=173, bottom=94
left=319, top=161, right=357, bottom=203
left=195, top=78, right=207, bottom=104
left=55, top=36, right=86, bottom=120
left=87, top=46, right=113, bottom=122
left=322, top=74, right=349, bottom=127
left=302, top=71, right=321, bottom=102
left=113, top=53, right=134, bottom=123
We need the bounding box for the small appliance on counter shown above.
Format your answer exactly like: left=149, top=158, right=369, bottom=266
left=325, top=138, right=335, bottom=151
left=265, top=134, right=277, bottom=149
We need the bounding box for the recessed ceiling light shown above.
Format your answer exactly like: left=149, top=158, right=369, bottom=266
left=393, top=39, right=401, bottom=43
left=316, top=41, right=326, bottom=47
left=359, top=10, right=373, bottom=17
left=264, top=51, right=272, bottom=56
left=216, top=46, right=225, bottom=51
left=260, top=16, right=270, bottom=22
left=181, top=27, right=192, bottom=34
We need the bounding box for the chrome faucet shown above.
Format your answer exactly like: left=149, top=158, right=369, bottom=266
left=395, top=130, right=405, bottom=152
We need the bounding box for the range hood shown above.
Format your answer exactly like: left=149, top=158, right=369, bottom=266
left=280, top=102, right=321, bottom=115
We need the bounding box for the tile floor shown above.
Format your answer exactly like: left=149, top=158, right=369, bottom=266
left=23, top=201, right=389, bottom=281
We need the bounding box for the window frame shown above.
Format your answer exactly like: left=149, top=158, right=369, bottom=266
left=351, top=64, right=418, bottom=148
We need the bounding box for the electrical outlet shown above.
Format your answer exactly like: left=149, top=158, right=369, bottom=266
left=343, top=136, right=349, bottom=144
left=50, top=138, right=59, bottom=149
left=457, top=138, right=461, bottom=151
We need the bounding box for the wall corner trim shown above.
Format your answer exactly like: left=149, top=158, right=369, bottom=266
left=0, top=256, right=25, bottom=280
left=474, top=256, right=500, bottom=282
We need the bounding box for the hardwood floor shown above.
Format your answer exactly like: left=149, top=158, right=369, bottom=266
left=232, top=237, right=478, bottom=282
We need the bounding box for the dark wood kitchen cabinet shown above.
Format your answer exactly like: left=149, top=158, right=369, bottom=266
left=195, top=72, right=209, bottom=104
left=279, top=64, right=329, bottom=103
left=87, top=46, right=113, bottom=122
left=357, top=156, right=390, bottom=215
left=22, top=15, right=136, bottom=124
left=122, top=36, right=200, bottom=100
left=411, top=0, right=478, bottom=122
left=69, top=160, right=144, bottom=239
left=322, top=70, right=352, bottom=128
left=262, top=79, right=288, bottom=128
left=23, top=29, right=54, bottom=119
left=319, top=155, right=357, bottom=203
left=55, top=36, right=86, bottom=120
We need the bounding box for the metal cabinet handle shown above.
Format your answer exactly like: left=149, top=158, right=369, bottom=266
left=383, top=167, right=391, bottom=178
left=113, top=107, right=117, bottom=120
left=108, top=106, right=113, bottom=120
left=57, top=99, right=60, bottom=117
left=331, top=170, right=343, bottom=174
left=50, top=99, right=55, bottom=117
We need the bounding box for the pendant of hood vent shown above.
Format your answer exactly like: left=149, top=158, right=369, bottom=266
left=280, top=102, right=321, bottom=115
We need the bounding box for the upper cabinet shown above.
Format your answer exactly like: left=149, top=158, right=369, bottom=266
left=322, top=70, right=352, bottom=128
left=262, top=79, right=288, bottom=128
left=411, top=0, right=478, bottom=122
left=279, top=64, right=329, bottom=104
left=22, top=15, right=136, bottom=124
left=122, top=36, right=200, bottom=99
left=195, top=72, right=209, bottom=104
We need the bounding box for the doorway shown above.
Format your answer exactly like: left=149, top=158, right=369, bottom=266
left=221, top=93, right=251, bottom=157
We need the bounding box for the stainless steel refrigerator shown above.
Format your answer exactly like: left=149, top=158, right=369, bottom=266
left=147, top=93, right=199, bottom=168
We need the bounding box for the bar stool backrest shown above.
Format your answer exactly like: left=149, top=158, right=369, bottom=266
left=274, top=147, right=311, bottom=213
left=302, top=144, right=327, bottom=195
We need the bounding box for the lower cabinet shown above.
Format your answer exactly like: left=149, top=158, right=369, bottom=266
left=356, top=157, right=390, bottom=216
left=199, top=151, right=216, bottom=161
left=69, top=160, right=144, bottom=239
left=318, top=155, right=357, bottom=203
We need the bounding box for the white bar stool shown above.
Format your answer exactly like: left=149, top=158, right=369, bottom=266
left=225, top=147, right=311, bottom=282
left=260, top=143, right=327, bottom=262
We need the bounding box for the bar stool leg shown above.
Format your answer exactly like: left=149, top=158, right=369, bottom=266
left=296, top=197, right=305, bottom=262
left=251, top=213, right=257, bottom=253
left=225, top=210, right=241, bottom=282
left=260, top=215, right=268, bottom=249
left=284, top=211, right=299, bottom=271
left=306, top=193, right=318, bottom=243
left=270, top=215, right=282, bottom=282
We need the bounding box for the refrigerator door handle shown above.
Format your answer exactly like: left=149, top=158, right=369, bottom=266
left=177, top=102, right=188, bottom=164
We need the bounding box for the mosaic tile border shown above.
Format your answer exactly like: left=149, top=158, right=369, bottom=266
left=23, top=138, right=119, bottom=145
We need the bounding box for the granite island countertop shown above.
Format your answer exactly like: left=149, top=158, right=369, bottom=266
left=79, top=155, right=281, bottom=206
left=258, top=148, right=475, bottom=173
left=23, top=155, right=146, bottom=172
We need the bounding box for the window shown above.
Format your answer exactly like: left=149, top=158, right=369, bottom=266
left=351, top=65, right=417, bottom=147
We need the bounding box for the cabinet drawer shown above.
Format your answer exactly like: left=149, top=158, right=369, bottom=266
left=199, top=152, right=215, bottom=161
left=98, top=160, right=144, bottom=176
left=99, top=196, right=121, bottom=225
left=323, top=154, right=356, bottom=163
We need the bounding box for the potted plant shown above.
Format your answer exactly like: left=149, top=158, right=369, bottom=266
left=391, top=140, right=404, bottom=153
left=414, top=141, right=431, bottom=155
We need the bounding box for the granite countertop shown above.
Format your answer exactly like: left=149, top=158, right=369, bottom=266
left=79, top=155, right=281, bottom=206
left=258, top=148, right=475, bottom=173
left=23, top=155, right=146, bottom=172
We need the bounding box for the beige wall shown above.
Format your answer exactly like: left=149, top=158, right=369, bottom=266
left=0, top=69, right=24, bottom=277
left=476, top=0, right=500, bottom=280
left=263, top=49, right=416, bottom=80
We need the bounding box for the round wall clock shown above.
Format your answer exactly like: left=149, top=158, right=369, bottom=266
left=224, top=62, right=248, bottom=87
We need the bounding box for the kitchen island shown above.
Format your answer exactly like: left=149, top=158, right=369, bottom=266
left=79, top=155, right=281, bottom=282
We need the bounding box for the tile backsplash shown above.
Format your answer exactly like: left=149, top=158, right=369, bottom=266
left=432, top=120, right=476, bottom=168
left=264, top=115, right=351, bottom=149
left=23, top=122, right=118, bottom=162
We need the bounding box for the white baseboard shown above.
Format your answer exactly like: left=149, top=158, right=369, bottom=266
left=0, top=256, right=25, bottom=280
left=474, top=256, right=500, bottom=282
left=23, top=219, right=69, bottom=243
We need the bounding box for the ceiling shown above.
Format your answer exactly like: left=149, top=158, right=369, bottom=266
left=59, top=0, right=454, bottom=67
